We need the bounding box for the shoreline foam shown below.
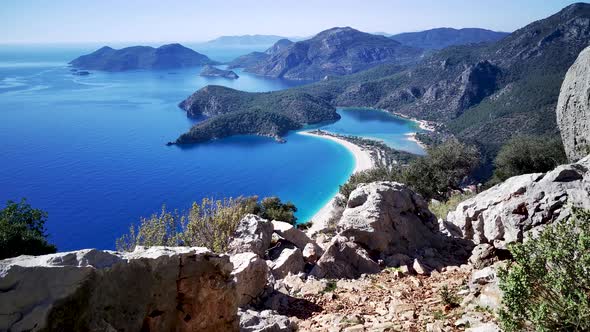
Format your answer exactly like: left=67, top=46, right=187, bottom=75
left=297, top=131, right=375, bottom=234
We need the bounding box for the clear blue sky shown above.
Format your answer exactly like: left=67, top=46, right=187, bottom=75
left=0, top=0, right=585, bottom=43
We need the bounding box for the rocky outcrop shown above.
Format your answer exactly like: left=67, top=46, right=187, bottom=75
left=557, top=45, right=590, bottom=162
left=446, top=156, right=590, bottom=249
left=200, top=65, right=239, bottom=79
left=229, top=214, right=273, bottom=257
left=338, top=181, right=441, bottom=256
left=231, top=252, right=270, bottom=307
left=0, top=247, right=237, bottom=331
left=309, top=181, right=472, bottom=278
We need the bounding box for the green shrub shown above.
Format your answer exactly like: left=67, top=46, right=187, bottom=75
left=116, top=196, right=296, bottom=252
left=338, top=139, right=480, bottom=202
left=405, top=139, right=480, bottom=201
left=439, top=284, right=459, bottom=307
left=492, top=135, right=567, bottom=183
left=258, top=197, right=297, bottom=224
left=429, top=192, right=475, bottom=220
left=498, top=208, right=590, bottom=331
left=0, top=199, right=57, bottom=259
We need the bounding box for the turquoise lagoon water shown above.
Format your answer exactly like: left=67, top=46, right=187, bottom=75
left=0, top=45, right=423, bottom=250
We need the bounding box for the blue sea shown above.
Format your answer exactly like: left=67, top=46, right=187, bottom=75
left=0, top=44, right=423, bottom=251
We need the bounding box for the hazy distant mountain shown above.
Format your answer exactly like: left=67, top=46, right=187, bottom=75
left=70, top=44, right=217, bottom=71
left=204, top=35, right=288, bottom=47
left=390, top=28, right=509, bottom=49
left=242, top=27, right=423, bottom=80
left=227, top=39, right=293, bottom=69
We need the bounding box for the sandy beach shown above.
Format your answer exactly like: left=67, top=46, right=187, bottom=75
left=298, top=131, right=375, bottom=234
left=406, top=132, right=427, bottom=151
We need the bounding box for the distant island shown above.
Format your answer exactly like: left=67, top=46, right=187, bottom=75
left=69, top=43, right=217, bottom=71
left=390, top=28, right=509, bottom=49
left=171, top=85, right=339, bottom=144
left=204, top=34, right=289, bottom=47
left=227, top=27, right=423, bottom=80
left=199, top=65, right=239, bottom=79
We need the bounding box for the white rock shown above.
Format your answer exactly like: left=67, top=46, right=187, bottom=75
left=447, top=158, right=590, bottom=248
left=339, top=182, right=441, bottom=256
left=231, top=252, right=270, bottom=307
left=269, top=247, right=304, bottom=280
left=272, top=220, right=311, bottom=250
left=310, top=236, right=380, bottom=279
left=0, top=246, right=238, bottom=331
left=238, top=308, right=296, bottom=332
left=557, top=45, right=590, bottom=162
left=229, top=214, right=273, bottom=257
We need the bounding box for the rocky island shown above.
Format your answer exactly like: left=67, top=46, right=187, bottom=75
left=199, top=65, right=239, bottom=79
left=69, top=43, right=218, bottom=71
left=171, top=85, right=339, bottom=144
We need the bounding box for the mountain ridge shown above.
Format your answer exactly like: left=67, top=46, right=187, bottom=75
left=233, top=27, right=423, bottom=80
left=390, top=28, right=509, bottom=49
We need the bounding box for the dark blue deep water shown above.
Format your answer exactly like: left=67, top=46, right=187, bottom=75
left=0, top=45, right=423, bottom=250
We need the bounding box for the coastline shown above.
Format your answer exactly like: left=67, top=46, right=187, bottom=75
left=297, top=130, right=375, bottom=234
left=338, top=107, right=435, bottom=150
left=406, top=132, right=427, bottom=151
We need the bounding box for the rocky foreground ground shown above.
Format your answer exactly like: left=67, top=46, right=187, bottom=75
left=275, top=265, right=499, bottom=332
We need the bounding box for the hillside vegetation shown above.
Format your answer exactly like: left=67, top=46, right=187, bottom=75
left=174, top=86, right=338, bottom=144
left=175, top=4, right=590, bottom=175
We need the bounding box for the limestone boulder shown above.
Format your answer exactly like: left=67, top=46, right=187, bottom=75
left=557, top=45, right=590, bottom=162
left=446, top=157, right=590, bottom=249
left=272, top=220, right=323, bottom=264
left=310, top=236, right=380, bottom=279
left=338, top=182, right=441, bottom=256
left=231, top=252, right=270, bottom=307
left=268, top=247, right=305, bottom=280
left=0, top=247, right=237, bottom=332
left=229, top=214, right=273, bottom=257
left=272, top=220, right=311, bottom=250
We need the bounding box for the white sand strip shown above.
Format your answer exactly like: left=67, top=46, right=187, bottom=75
left=297, top=131, right=375, bottom=234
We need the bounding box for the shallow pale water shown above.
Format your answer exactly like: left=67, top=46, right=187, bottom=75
left=0, top=45, right=422, bottom=250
